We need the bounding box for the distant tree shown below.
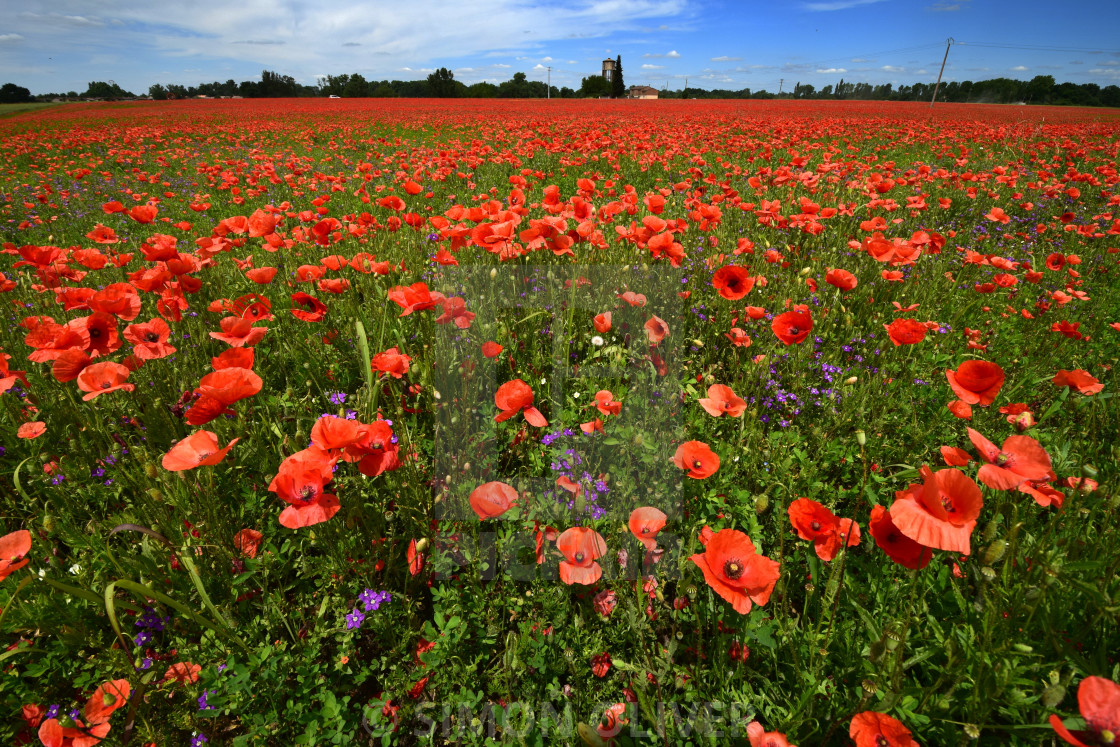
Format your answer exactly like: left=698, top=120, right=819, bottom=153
left=467, top=81, right=498, bottom=98
left=498, top=72, right=530, bottom=98
left=611, top=55, right=625, bottom=98
left=579, top=74, right=610, bottom=98
left=258, top=70, right=298, bottom=97
left=1025, top=75, right=1055, bottom=105
left=82, top=81, right=133, bottom=99
left=342, top=73, right=369, bottom=98
left=370, top=83, right=398, bottom=98
left=559, top=86, right=576, bottom=98
left=148, top=83, right=168, bottom=100
left=0, top=83, right=33, bottom=103
left=427, top=67, right=457, bottom=97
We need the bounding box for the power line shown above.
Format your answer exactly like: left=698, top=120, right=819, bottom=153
left=956, top=41, right=1120, bottom=54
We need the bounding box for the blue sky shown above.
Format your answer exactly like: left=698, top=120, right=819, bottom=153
left=1, top=0, right=1118, bottom=95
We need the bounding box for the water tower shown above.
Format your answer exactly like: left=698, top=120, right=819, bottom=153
left=601, top=58, right=615, bottom=83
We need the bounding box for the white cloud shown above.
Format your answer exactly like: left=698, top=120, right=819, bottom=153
left=643, top=52, right=664, bottom=58
left=642, top=63, right=665, bottom=69
left=817, top=67, right=846, bottom=73
left=881, top=65, right=904, bottom=73
left=804, top=0, right=889, bottom=10
left=0, top=33, right=24, bottom=42
left=850, top=57, right=869, bottom=62
left=541, top=56, right=553, bottom=62
left=1, top=0, right=691, bottom=91
left=710, top=55, right=741, bottom=62
left=666, top=50, right=680, bottom=58
left=1010, top=65, right=1028, bottom=71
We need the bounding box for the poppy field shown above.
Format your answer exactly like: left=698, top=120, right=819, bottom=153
left=1, top=97, right=1119, bottom=746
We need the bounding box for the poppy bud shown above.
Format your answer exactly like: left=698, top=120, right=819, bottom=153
left=461, top=462, right=471, bottom=472
left=414, top=537, right=428, bottom=553
left=799, top=266, right=811, bottom=276
left=844, top=376, right=858, bottom=385
left=984, top=539, right=1008, bottom=564
left=754, top=494, right=769, bottom=514
left=42, top=513, right=55, bottom=532
left=148, top=488, right=164, bottom=502
left=982, top=519, right=999, bottom=542
left=490, top=268, right=498, bottom=279
left=855, top=430, right=866, bottom=447
left=144, top=462, right=160, bottom=479
left=1040, top=683, right=1066, bottom=709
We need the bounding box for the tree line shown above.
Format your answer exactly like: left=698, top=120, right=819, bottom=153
left=7, top=70, right=1118, bottom=108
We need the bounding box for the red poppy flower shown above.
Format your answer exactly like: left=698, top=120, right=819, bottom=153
left=246, top=267, right=277, bottom=284
left=629, top=506, right=667, bottom=550
left=745, top=306, right=767, bottom=320
left=940, top=445, right=972, bottom=466
left=556, top=475, right=582, bottom=499
left=712, top=265, right=755, bottom=300
left=1052, top=369, right=1104, bottom=395
left=850, top=711, right=919, bottom=747
left=37, top=678, right=131, bottom=747
left=967, top=428, right=1052, bottom=490
left=884, top=318, right=927, bottom=346
left=198, top=367, right=262, bottom=405
left=725, top=328, right=752, bottom=347
left=825, top=268, right=858, bottom=291
left=617, top=291, right=646, bottom=307
left=123, top=318, right=177, bottom=360
left=347, top=421, right=402, bottom=477
left=269, top=446, right=340, bottom=529
left=73, top=312, right=122, bottom=358
left=212, top=348, right=255, bottom=371
left=0, top=353, right=28, bottom=393
left=234, top=528, right=263, bottom=559
left=594, top=389, right=622, bottom=416
left=644, top=315, right=669, bottom=345
left=698, top=384, right=746, bottom=417
left=469, top=481, right=518, bottom=520
left=371, top=347, right=411, bottom=379
left=387, top=282, right=444, bottom=316
left=947, top=399, right=973, bottom=420
left=434, top=296, right=475, bottom=328
left=162, top=431, right=238, bottom=471
left=1020, top=480, right=1065, bottom=509
left=594, top=312, right=612, bottom=333
left=868, top=505, right=931, bottom=570
left=162, top=662, right=202, bottom=686
left=580, top=418, right=604, bottom=434
left=290, top=292, right=328, bottom=323
left=556, top=526, right=608, bottom=585
left=590, top=651, right=612, bottom=678
left=310, top=416, right=363, bottom=452
left=946, top=360, right=1004, bottom=406
left=746, top=721, right=795, bottom=747
left=76, top=362, right=134, bottom=401
left=672, top=440, right=720, bottom=479
left=90, top=283, right=142, bottom=321
left=481, top=341, right=503, bottom=358
left=771, top=309, right=813, bottom=345
left=494, top=379, right=547, bottom=427
left=690, top=528, right=780, bottom=614
left=788, top=498, right=860, bottom=561
left=889, top=465, right=982, bottom=554
left=209, top=316, right=268, bottom=348
left=1050, top=676, right=1120, bottom=747
left=17, top=421, right=46, bottom=439
left=0, top=529, right=32, bottom=581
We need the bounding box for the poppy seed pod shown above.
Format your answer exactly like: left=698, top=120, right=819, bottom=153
left=1081, top=463, right=1098, bottom=479
left=855, top=430, right=867, bottom=447
left=982, top=540, right=1008, bottom=565
left=1040, top=683, right=1066, bottom=709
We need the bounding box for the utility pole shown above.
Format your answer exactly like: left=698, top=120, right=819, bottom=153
left=930, top=37, right=954, bottom=108
left=547, top=66, right=551, bottom=99
left=684, top=77, right=687, bottom=98
left=779, top=78, right=784, bottom=95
